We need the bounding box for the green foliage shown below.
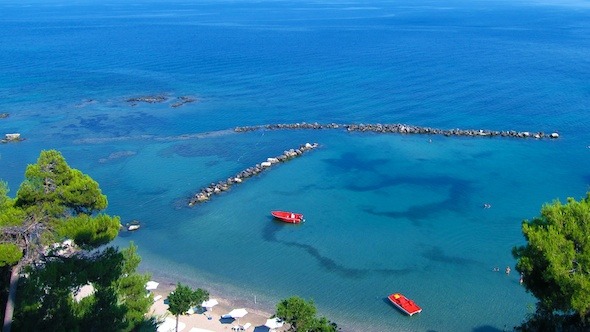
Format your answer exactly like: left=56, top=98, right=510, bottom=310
left=168, top=283, right=209, bottom=316
left=168, top=283, right=209, bottom=331
left=276, top=296, right=317, bottom=331
left=135, top=316, right=160, bottom=332
left=0, top=182, right=15, bottom=221
left=0, top=206, right=25, bottom=228
left=1, top=150, right=120, bottom=263
left=312, top=317, right=339, bottom=332
left=15, top=150, right=108, bottom=216
left=79, top=286, right=127, bottom=332
left=121, top=241, right=142, bottom=275
left=116, top=243, right=152, bottom=330
left=55, top=213, right=121, bottom=249
left=0, top=181, right=25, bottom=228
left=1, top=151, right=150, bottom=330
left=0, top=181, right=10, bottom=206
left=1, top=149, right=120, bottom=264
left=513, top=192, right=590, bottom=330
left=276, top=296, right=338, bottom=332
left=0, top=182, right=24, bottom=267
left=13, top=244, right=153, bottom=332
left=0, top=244, right=22, bottom=267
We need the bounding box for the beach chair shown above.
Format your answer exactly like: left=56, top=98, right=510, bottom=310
left=240, top=323, right=251, bottom=330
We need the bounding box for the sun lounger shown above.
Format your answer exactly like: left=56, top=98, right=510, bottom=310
left=241, top=323, right=251, bottom=330
left=153, top=295, right=162, bottom=302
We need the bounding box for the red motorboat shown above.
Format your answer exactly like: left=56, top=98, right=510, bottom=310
left=271, top=211, right=304, bottom=224
left=388, top=293, right=422, bottom=316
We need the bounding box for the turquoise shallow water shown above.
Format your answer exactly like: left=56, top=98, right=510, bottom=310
left=2, top=1, right=590, bottom=331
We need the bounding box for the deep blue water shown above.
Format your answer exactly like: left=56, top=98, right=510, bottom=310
left=1, top=1, right=590, bottom=331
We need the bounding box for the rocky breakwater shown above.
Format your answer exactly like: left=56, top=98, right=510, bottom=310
left=188, top=142, right=319, bottom=206
left=234, top=122, right=559, bottom=139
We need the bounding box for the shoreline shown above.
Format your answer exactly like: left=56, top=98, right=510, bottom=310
left=145, top=272, right=282, bottom=332
left=144, top=268, right=278, bottom=315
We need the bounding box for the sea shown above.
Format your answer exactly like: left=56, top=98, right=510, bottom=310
left=1, top=0, right=589, bottom=331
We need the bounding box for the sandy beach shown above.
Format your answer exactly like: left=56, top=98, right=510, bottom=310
left=149, top=281, right=284, bottom=332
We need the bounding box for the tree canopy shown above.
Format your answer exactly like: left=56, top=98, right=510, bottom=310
left=1, top=150, right=123, bottom=331
left=513, top=192, right=590, bottom=330
left=275, top=296, right=338, bottom=332
left=1, top=150, right=120, bottom=265
left=168, top=283, right=209, bottom=332
left=13, top=243, right=153, bottom=332
left=15, top=150, right=108, bottom=216
left=0, top=183, right=24, bottom=267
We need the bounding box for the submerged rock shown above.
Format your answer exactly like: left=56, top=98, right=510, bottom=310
left=126, top=95, right=167, bottom=104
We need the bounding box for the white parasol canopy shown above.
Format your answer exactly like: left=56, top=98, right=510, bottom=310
left=265, top=318, right=284, bottom=331
left=157, top=317, right=185, bottom=332
left=201, top=298, right=219, bottom=311
left=226, top=308, right=248, bottom=324
left=145, top=280, right=159, bottom=291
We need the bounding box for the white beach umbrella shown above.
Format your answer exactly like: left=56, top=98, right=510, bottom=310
left=145, top=280, right=159, bottom=291
left=226, top=308, right=248, bottom=324
left=201, top=298, right=219, bottom=312
left=265, top=318, right=284, bottom=331
left=188, top=328, right=214, bottom=332
left=157, top=317, right=185, bottom=332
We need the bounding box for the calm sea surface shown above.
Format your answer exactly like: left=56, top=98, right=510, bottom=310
left=1, top=1, right=590, bottom=331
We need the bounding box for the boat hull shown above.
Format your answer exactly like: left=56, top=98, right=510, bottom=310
left=388, top=293, right=422, bottom=316
left=271, top=211, right=304, bottom=223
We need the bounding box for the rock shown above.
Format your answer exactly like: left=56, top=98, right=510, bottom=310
left=4, top=133, right=20, bottom=141
left=189, top=141, right=320, bottom=206
left=171, top=96, right=198, bottom=108
left=126, top=95, right=167, bottom=104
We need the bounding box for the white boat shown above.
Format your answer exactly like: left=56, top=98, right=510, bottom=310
left=127, top=220, right=141, bottom=231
